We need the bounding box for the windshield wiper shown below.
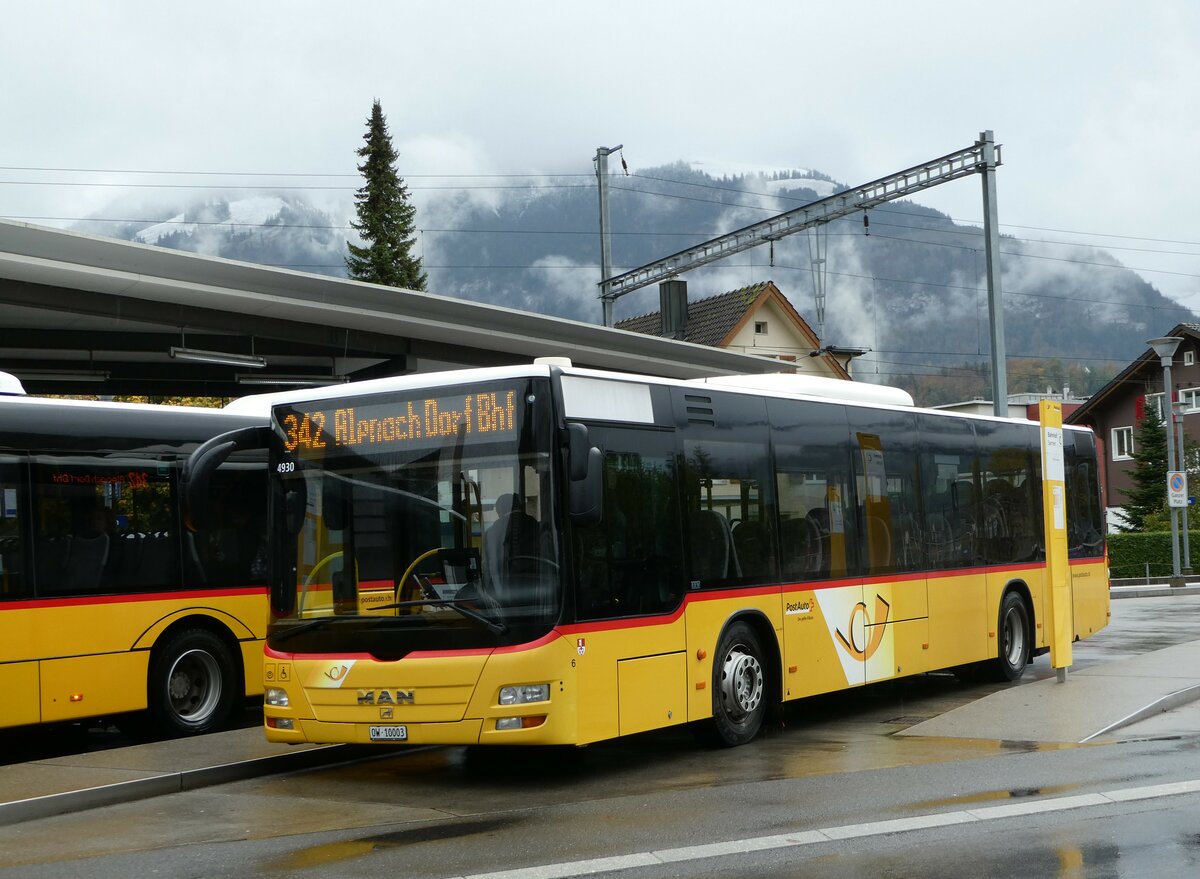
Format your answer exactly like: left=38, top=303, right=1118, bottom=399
left=372, top=597, right=508, bottom=635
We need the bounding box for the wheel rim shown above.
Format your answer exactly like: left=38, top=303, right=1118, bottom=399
left=718, top=646, right=763, bottom=720
left=166, top=648, right=222, bottom=726
left=1002, top=605, right=1026, bottom=668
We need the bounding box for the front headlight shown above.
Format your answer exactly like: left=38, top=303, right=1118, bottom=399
left=265, top=687, right=290, bottom=707
left=499, top=683, right=550, bottom=705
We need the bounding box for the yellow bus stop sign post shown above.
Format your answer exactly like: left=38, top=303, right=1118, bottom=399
left=1039, top=400, right=1072, bottom=680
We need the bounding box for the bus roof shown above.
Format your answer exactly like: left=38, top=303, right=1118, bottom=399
left=0, top=395, right=265, bottom=453
left=231, top=359, right=1092, bottom=434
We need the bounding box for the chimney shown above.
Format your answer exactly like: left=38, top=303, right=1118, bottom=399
left=659, top=279, right=688, bottom=340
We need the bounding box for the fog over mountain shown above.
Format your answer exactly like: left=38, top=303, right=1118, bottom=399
left=72, top=163, right=1196, bottom=394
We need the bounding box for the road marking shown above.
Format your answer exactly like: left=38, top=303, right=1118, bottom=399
left=449, top=778, right=1200, bottom=879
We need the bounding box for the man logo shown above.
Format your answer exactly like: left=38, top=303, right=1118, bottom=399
left=357, top=690, right=415, bottom=705
left=834, top=594, right=891, bottom=662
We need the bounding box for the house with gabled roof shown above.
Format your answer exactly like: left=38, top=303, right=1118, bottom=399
left=1066, top=323, right=1200, bottom=528
left=614, top=280, right=851, bottom=380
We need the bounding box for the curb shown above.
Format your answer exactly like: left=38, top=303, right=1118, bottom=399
left=0, top=743, right=379, bottom=826
left=1081, top=682, right=1200, bottom=742
left=1111, top=585, right=1200, bottom=599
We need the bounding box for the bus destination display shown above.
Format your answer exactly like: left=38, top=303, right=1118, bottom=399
left=282, top=389, right=517, bottom=453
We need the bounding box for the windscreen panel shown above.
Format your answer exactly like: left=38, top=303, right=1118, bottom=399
left=268, top=380, right=561, bottom=653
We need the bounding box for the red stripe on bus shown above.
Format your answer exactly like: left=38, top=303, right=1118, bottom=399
left=264, top=556, right=1108, bottom=662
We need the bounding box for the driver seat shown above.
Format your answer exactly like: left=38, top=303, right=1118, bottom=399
left=485, top=493, right=541, bottom=591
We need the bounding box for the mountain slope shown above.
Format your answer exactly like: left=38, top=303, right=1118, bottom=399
left=72, top=164, right=1195, bottom=396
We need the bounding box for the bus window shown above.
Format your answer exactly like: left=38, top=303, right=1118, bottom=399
left=0, top=458, right=30, bottom=600
left=32, top=458, right=179, bottom=596
left=190, top=462, right=268, bottom=588
left=682, top=437, right=776, bottom=587
left=975, top=420, right=1042, bottom=564
left=1065, top=430, right=1105, bottom=558
left=848, top=409, right=920, bottom=576
left=769, top=398, right=853, bottom=582
left=573, top=428, right=682, bottom=620
left=917, top=415, right=979, bottom=570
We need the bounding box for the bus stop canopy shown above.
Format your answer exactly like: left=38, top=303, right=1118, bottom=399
left=0, top=219, right=788, bottom=398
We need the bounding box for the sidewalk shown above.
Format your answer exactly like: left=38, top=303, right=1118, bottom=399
left=1110, top=581, right=1200, bottom=599
left=897, top=639, right=1200, bottom=744
left=0, top=728, right=376, bottom=826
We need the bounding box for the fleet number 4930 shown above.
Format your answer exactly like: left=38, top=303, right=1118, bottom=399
left=276, top=462, right=295, bottom=473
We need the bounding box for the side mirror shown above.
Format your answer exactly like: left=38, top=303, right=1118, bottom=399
left=566, top=423, right=602, bottom=526
left=182, top=426, right=270, bottom=532
left=567, top=423, right=591, bottom=481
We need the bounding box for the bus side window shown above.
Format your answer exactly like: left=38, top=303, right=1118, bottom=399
left=848, top=410, right=920, bottom=577
left=769, top=397, right=854, bottom=582
left=573, top=430, right=682, bottom=621
left=190, top=463, right=268, bottom=587
left=0, top=459, right=31, bottom=600
left=682, top=439, right=777, bottom=588
left=32, top=459, right=180, bottom=596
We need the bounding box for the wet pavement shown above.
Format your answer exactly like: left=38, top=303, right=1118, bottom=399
left=2, top=585, right=1198, bottom=827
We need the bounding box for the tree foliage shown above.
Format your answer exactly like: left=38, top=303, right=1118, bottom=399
left=345, top=100, right=426, bottom=290
left=1118, top=403, right=1169, bottom=532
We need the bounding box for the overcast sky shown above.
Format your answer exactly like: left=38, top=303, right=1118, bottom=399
left=3, top=1, right=1198, bottom=312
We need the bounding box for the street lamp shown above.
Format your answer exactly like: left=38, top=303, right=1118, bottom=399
left=1147, top=336, right=1184, bottom=586
left=1176, top=398, right=1193, bottom=575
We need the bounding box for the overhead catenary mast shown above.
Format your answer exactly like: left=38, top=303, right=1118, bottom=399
left=598, top=132, right=1009, bottom=415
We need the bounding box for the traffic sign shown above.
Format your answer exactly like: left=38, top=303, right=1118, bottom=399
left=1168, top=470, right=1188, bottom=508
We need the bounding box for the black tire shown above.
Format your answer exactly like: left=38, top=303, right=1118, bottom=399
left=148, top=628, right=239, bottom=737
left=708, top=621, right=768, bottom=747
left=989, top=591, right=1031, bottom=682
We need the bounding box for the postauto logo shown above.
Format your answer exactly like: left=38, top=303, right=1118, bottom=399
left=815, top=589, right=895, bottom=684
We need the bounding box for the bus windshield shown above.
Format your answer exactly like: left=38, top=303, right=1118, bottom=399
left=267, top=378, right=561, bottom=654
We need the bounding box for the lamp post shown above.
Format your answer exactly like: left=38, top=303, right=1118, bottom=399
left=1148, top=336, right=1184, bottom=587
left=1176, top=399, right=1193, bottom=575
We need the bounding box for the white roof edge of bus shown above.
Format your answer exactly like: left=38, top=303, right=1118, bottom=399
left=222, top=363, right=557, bottom=413
left=221, top=361, right=1096, bottom=436
left=688, top=373, right=915, bottom=407
left=0, top=390, right=234, bottom=417
left=0, top=371, right=27, bottom=396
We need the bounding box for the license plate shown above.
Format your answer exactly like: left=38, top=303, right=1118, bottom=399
left=369, top=725, right=408, bottom=741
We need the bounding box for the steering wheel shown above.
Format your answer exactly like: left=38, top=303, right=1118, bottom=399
left=396, top=547, right=443, bottom=605
left=304, top=550, right=344, bottom=588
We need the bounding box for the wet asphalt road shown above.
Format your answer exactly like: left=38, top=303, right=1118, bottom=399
left=0, top=595, right=1197, bottom=878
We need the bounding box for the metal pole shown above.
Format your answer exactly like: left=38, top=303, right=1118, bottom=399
left=1177, top=400, right=1192, bottom=574
left=595, top=145, right=621, bottom=326
left=979, top=131, right=1008, bottom=417
left=1163, top=360, right=1182, bottom=584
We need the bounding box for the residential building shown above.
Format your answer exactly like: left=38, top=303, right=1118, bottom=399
left=614, top=280, right=851, bottom=380
left=1066, top=323, right=1200, bottom=529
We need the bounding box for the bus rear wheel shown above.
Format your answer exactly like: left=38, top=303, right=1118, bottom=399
left=989, top=592, right=1031, bottom=682
left=709, top=621, right=767, bottom=747
left=148, top=628, right=239, bottom=737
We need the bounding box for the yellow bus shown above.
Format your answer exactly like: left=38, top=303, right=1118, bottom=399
left=192, top=361, right=1108, bottom=748
left=0, top=378, right=268, bottom=736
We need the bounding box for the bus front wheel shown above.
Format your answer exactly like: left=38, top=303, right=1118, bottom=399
left=709, top=621, right=767, bottom=747
left=148, top=628, right=239, bottom=737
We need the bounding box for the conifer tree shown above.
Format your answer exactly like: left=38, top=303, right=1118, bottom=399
left=1118, top=402, right=1169, bottom=531
left=345, top=100, right=426, bottom=290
